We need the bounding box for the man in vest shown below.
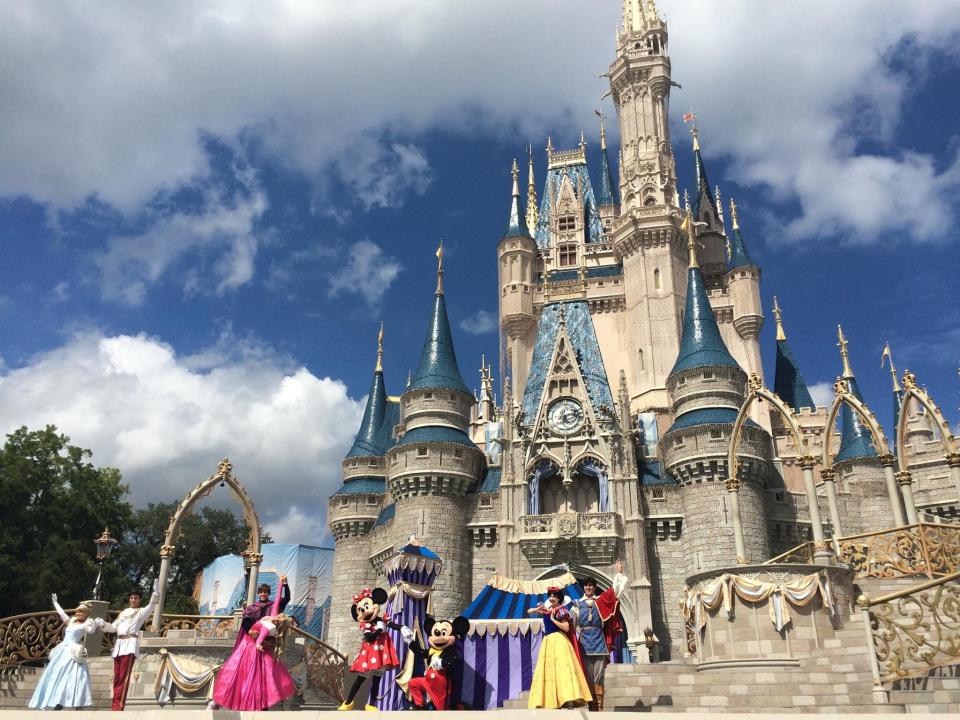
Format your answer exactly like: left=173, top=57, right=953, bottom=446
left=572, top=560, right=626, bottom=711
left=101, top=580, right=159, bottom=710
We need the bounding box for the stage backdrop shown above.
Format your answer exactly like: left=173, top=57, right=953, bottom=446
left=195, top=543, right=333, bottom=640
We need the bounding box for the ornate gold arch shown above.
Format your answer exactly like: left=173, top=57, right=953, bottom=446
left=821, top=377, right=891, bottom=468
left=729, top=374, right=808, bottom=476
left=896, top=370, right=959, bottom=473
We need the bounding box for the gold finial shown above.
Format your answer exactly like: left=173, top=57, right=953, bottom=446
left=881, top=342, right=900, bottom=392
left=902, top=369, right=917, bottom=390
left=729, top=197, right=740, bottom=230
left=526, top=145, right=538, bottom=232
left=597, top=111, right=607, bottom=150
left=435, top=240, right=444, bottom=295
left=837, top=324, right=853, bottom=378
left=579, top=130, right=586, bottom=150
left=772, top=296, right=786, bottom=341
left=681, top=208, right=697, bottom=268
left=691, top=125, right=700, bottom=152
left=375, top=321, right=384, bottom=372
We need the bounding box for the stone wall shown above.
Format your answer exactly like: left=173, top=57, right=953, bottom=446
left=328, top=533, right=376, bottom=655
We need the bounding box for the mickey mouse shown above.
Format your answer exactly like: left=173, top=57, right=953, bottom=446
left=339, top=587, right=414, bottom=711
left=405, top=615, right=469, bottom=711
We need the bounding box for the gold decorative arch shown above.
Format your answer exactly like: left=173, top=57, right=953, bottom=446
left=152, top=458, right=263, bottom=628
left=820, top=377, right=891, bottom=467
left=728, top=374, right=807, bottom=477
left=895, top=370, right=959, bottom=472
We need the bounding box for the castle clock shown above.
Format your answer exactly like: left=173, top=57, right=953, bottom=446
left=547, top=398, right=585, bottom=435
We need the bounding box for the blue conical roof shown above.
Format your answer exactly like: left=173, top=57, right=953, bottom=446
left=774, top=339, right=815, bottom=411
left=728, top=226, right=755, bottom=269
left=836, top=376, right=878, bottom=461
left=410, top=292, right=470, bottom=393
left=670, top=266, right=741, bottom=375
left=504, top=167, right=530, bottom=238
left=693, top=146, right=716, bottom=218
left=346, top=370, right=388, bottom=458
left=597, top=144, right=619, bottom=207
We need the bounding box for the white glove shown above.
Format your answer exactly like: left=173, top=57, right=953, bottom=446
left=400, top=626, right=414, bottom=643
left=152, top=578, right=159, bottom=594
left=51, top=593, right=58, bottom=605
left=375, top=621, right=385, bottom=632
left=94, top=618, right=105, bottom=627
left=430, top=654, right=443, bottom=670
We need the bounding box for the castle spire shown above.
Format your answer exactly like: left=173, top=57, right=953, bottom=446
left=597, top=112, right=619, bottom=207
left=526, top=144, right=539, bottom=233
left=727, top=198, right=755, bottom=269
left=670, top=209, right=740, bottom=375
left=882, top=342, right=904, bottom=451
left=347, top=353, right=389, bottom=459
left=375, top=321, right=384, bottom=372
left=837, top=324, right=853, bottom=378
left=834, top=325, right=878, bottom=461
left=411, top=250, right=470, bottom=394
left=504, top=159, right=530, bottom=238
left=692, top=126, right=717, bottom=217
left=772, top=297, right=815, bottom=411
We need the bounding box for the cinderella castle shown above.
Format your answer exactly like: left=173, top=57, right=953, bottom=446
left=327, top=0, right=960, bottom=665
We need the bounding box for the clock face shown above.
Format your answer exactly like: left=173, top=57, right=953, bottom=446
left=548, top=398, right=585, bottom=434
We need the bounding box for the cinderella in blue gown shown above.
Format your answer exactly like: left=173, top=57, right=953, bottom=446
left=29, top=595, right=100, bottom=709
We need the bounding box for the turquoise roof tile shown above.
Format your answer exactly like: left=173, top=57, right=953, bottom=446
left=479, top=466, right=501, bottom=493
left=597, top=145, right=618, bottom=207
left=693, top=147, right=716, bottom=218
left=836, top=376, right=878, bottom=462
left=410, top=292, right=470, bottom=393
left=728, top=226, right=755, bottom=269
left=534, top=161, right=604, bottom=249
left=665, top=406, right=759, bottom=434
left=774, top=339, right=815, bottom=411
left=543, top=265, right=623, bottom=283
left=504, top=179, right=530, bottom=238
left=396, top=425, right=478, bottom=448
left=346, top=370, right=399, bottom=458
left=374, top=503, right=396, bottom=527
left=670, top=267, right=741, bottom=374
left=333, top=477, right=386, bottom=496
left=640, top=459, right=676, bottom=486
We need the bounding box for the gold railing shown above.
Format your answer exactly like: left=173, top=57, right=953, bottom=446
left=764, top=523, right=960, bottom=579
left=858, top=570, right=960, bottom=684
left=0, top=609, right=119, bottom=669
left=285, top=626, right=347, bottom=704
left=155, top=614, right=238, bottom=639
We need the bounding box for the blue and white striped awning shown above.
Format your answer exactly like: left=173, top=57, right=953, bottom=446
left=463, top=570, right=582, bottom=621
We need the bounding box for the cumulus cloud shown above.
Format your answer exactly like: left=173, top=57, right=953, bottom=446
left=459, top=310, right=498, bottom=335
left=808, top=382, right=835, bottom=409
left=0, top=330, right=364, bottom=544
left=327, top=240, right=403, bottom=309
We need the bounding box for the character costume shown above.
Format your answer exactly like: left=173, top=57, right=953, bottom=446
left=402, top=615, right=468, bottom=711
left=100, top=585, right=159, bottom=710
left=573, top=572, right=627, bottom=711
left=527, top=600, right=592, bottom=709
left=236, top=580, right=290, bottom=648
left=28, top=598, right=98, bottom=709
left=212, top=585, right=296, bottom=710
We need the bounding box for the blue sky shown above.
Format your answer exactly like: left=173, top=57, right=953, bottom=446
left=0, top=1, right=958, bottom=543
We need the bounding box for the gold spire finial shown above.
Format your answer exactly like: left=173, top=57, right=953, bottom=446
left=837, top=324, right=853, bottom=378
left=772, top=296, right=786, bottom=341
left=375, top=321, right=384, bottom=372
left=729, top=197, right=740, bottom=230
left=691, top=125, right=700, bottom=152
left=881, top=342, right=900, bottom=392
left=597, top=109, right=607, bottom=151
left=681, top=208, right=697, bottom=269
left=435, top=240, right=444, bottom=295
left=526, top=145, right=538, bottom=232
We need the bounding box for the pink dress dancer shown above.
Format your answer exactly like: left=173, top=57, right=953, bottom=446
left=212, top=589, right=296, bottom=710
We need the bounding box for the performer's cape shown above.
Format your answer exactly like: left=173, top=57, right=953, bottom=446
left=593, top=587, right=625, bottom=651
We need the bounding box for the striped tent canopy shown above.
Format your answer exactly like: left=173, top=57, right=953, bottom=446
left=463, top=571, right=582, bottom=632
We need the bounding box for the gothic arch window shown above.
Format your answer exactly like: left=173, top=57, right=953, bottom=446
left=653, top=268, right=661, bottom=291
left=638, top=347, right=645, bottom=371
left=644, top=196, right=657, bottom=206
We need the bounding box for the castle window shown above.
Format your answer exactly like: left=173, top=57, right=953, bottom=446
left=652, top=487, right=664, bottom=500
left=366, top=496, right=379, bottom=506
left=638, top=348, right=645, bottom=371
left=703, top=371, right=713, bottom=379
left=454, top=448, right=464, bottom=459
left=644, top=196, right=656, bottom=207
left=424, top=392, right=433, bottom=399
left=710, top=429, right=722, bottom=439
left=480, top=496, right=492, bottom=508
left=339, top=497, right=349, bottom=508
left=418, top=446, right=428, bottom=457
left=674, top=436, right=683, bottom=446
left=775, top=492, right=786, bottom=503
left=558, top=215, right=576, bottom=232
left=368, top=459, right=378, bottom=467
left=558, top=244, right=577, bottom=267
left=653, top=268, right=661, bottom=290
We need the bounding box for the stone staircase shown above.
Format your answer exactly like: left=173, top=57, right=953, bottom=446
left=0, top=656, right=115, bottom=709
left=508, top=575, right=960, bottom=713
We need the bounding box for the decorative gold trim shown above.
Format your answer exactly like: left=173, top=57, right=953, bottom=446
left=725, top=477, right=740, bottom=492
left=819, top=468, right=836, bottom=482
left=159, top=544, right=176, bottom=558
left=894, top=470, right=913, bottom=486
left=947, top=452, right=960, bottom=468
left=878, top=453, right=897, bottom=467
left=797, top=455, right=817, bottom=470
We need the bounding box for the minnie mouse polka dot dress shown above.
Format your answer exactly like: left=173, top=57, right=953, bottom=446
left=350, top=619, right=400, bottom=674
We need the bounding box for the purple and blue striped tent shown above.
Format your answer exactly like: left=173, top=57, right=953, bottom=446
left=456, top=571, right=582, bottom=709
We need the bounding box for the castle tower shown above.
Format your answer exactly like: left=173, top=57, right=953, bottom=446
left=327, top=325, right=398, bottom=652
left=772, top=297, right=815, bottom=413
left=386, top=248, right=486, bottom=618
left=660, top=217, right=771, bottom=570
left=726, top=199, right=765, bottom=383
left=596, top=115, right=620, bottom=232
left=498, top=160, right=537, bottom=401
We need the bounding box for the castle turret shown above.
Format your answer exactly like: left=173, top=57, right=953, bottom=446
left=725, top=199, right=764, bottom=381
left=596, top=115, right=620, bottom=232
left=498, top=160, right=537, bottom=402
left=772, top=297, right=815, bottom=412
left=328, top=325, right=398, bottom=652
left=835, top=326, right=878, bottom=463
left=387, top=248, right=485, bottom=618
left=661, top=214, right=771, bottom=570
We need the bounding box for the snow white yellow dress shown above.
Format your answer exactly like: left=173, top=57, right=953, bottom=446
left=528, top=606, right=592, bottom=709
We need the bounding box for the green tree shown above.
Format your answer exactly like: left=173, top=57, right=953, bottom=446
left=0, top=426, right=131, bottom=616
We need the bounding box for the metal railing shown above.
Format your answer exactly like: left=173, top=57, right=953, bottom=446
left=285, top=626, right=347, bottom=704
left=764, top=522, right=960, bottom=579
left=153, top=614, right=238, bottom=639
left=858, top=570, right=960, bottom=685
left=0, top=608, right=119, bottom=669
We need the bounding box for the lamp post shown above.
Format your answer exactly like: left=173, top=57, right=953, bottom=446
left=91, top=527, right=118, bottom=600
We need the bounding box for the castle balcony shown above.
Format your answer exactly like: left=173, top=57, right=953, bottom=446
left=518, top=512, right=622, bottom=567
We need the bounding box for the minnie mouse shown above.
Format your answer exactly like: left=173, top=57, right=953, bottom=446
left=339, top=587, right=414, bottom=711
left=404, top=615, right=469, bottom=711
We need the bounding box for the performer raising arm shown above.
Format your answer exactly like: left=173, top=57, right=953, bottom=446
left=100, top=580, right=159, bottom=710
left=572, top=560, right=628, bottom=711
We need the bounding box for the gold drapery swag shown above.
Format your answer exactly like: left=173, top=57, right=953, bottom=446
left=682, top=570, right=837, bottom=633
left=153, top=648, right=222, bottom=703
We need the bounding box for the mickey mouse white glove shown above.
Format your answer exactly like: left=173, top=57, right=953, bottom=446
left=400, top=626, right=414, bottom=643
left=430, top=654, right=443, bottom=670
left=375, top=621, right=385, bottom=632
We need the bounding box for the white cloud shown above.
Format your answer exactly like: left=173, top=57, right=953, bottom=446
left=0, top=330, right=364, bottom=544
left=808, top=382, right=835, bottom=409
left=95, top=159, right=268, bottom=304
left=459, top=310, right=498, bottom=335
left=0, top=1, right=958, bottom=248
left=327, top=240, right=403, bottom=309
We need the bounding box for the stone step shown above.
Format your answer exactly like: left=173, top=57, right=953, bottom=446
left=647, top=704, right=907, bottom=714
